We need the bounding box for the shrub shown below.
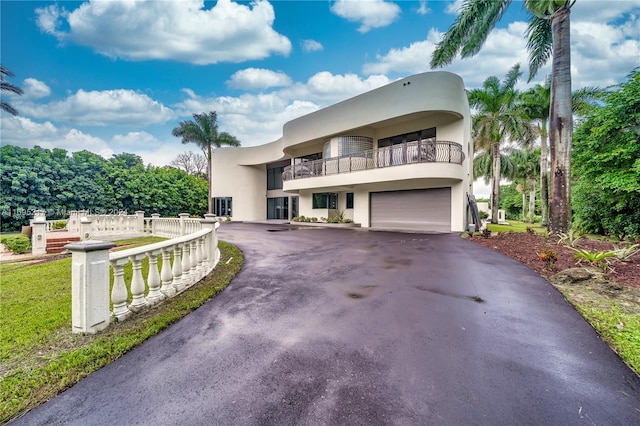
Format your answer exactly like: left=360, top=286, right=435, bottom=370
left=538, top=248, right=558, bottom=269
left=569, top=247, right=617, bottom=271
left=52, top=221, right=67, bottom=230
left=481, top=228, right=491, bottom=238
left=0, top=234, right=32, bottom=254
left=478, top=211, right=489, bottom=220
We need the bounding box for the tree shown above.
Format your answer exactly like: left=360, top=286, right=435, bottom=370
left=522, top=79, right=602, bottom=227
left=1, top=65, right=24, bottom=116
left=468, top=64, right=534, bottom=223
left=431, top=0, right=575, bottom=233
left=509, top=148, right=540, bottom=223
left=172, top=112, right=241, bottom=214
left=170, top=151, right=208, bottom=178
left=572, top=69, right=640, bottom=239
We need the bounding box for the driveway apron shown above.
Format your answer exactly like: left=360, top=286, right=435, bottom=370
left=13, top=223, right=640, bottom=425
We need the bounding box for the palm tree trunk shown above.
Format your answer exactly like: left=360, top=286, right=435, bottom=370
left=522, top=188, right=526, bottom=222
left=491, top=142, right=500, bottom=224
left=529, top=177, right=536, bottom=223
left=539, top=121, right=549, bottom=227
left=207, top=145, right=213, bottom=214
left=549, top=6, right=573, bottom=234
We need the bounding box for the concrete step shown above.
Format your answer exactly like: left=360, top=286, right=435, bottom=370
left=46, top=236, right=80, bottom=254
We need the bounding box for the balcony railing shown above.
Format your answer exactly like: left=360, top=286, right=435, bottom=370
left=283, top=140, right=465, bottom=181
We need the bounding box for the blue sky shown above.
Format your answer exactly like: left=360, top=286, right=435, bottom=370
left=1, top=0, right=639, bottom=196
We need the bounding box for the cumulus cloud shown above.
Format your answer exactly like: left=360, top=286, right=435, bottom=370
left=175, top=71, right=391, bottom=146
left=302, top=39, right=324, bottom=52
left=330, top=0, right=401, bottom=33
left=0, top=115, right=114, bottom=159
left=35, top=0, right=291, bottom=64
left=20, top=89, right=174, bottom=127
left=227, top=68, right=293, bottom=90
left=22, top=78, right=51, bottom=99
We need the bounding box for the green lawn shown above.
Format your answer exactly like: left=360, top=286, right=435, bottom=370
left=486, top=220, right=548, bottom=234
left=0, top=239, right=243, bottom=423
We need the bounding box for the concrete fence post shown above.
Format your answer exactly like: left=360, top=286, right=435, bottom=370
left=135, top=211, right=145, bottom=232
left=201, top=214, right=220, bottom=268
left=31, top=213, right=47, bottom=255
left=80, top=218, right=93, bottom=241
left=68, top=211, right=79, bottom=232
left=65, top=240, right=116, bottom=334
left=151, top=213, right=160, bottom=235
left=179, top=213, right=190, bottom=236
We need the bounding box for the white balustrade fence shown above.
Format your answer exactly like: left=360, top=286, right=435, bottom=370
left=65, top=219, right=220, bottom=334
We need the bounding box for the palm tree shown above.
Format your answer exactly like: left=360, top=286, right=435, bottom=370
left=431, top=0, right=575, bottom=234
left=522, top=79, right=601, bottom=227
left=509, top=148, right=540, bottom=223
left=1, top=65, right=24, bottom=116
left=468, top=64, right=534, bottom=224
left=172, top=112, right=241, bottom=214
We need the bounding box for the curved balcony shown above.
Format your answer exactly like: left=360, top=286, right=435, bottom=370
left=283, top=140, right=465, bottom=181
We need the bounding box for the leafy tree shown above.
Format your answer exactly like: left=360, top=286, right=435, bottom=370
left=431, top=0, right=575, bottom=234
left=573, top=69, right=640, bottom=239
left=468, top=64, right=534, bottom=223
left=172, top=112, right=241, bottom=214
left=509, top=148, right=540, bottom=223
left=0, top=65, right=23, bottom=116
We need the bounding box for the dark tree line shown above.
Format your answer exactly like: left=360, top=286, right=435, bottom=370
left=0, top=145, right=208, bottom=232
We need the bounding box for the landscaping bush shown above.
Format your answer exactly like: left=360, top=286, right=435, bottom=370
left=52, top=221, right=67, bottom=230
left=0, top=234, right=32, bottom=254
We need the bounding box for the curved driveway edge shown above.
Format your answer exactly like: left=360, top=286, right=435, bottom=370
left=13, top=224, right=640, bottom=425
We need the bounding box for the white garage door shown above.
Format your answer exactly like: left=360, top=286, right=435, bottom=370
left=370, top=188, right=451, bottom=232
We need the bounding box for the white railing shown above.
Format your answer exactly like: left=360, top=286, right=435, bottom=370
left=65, top=219, right=220, bottom=334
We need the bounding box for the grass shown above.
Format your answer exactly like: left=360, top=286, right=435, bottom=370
left=486, top=220, right=548, bottom=234
left=555, top=284, right=640, bottom=374
left=0, top=239, right=243, bottom=423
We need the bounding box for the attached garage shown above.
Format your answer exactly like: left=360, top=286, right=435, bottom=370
left=370, top=188, right=451, bottom=232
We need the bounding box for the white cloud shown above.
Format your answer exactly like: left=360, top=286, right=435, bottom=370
left=0, top=115, right=114, bottom=159
left=35, top=0, right=291, bottom=64
left=417, top=0, right=431, bottom=16
left=445, top=0, right=464, bottom=15
left=330, top=0, right=401, bottom=33
left=22, top=78, right=51, bottom=99
left=302, top=39, right=324, bottom=52
left=19, top=89, right=174, bottom=127
left=175, top=71, right=391, bottom=147
left=227, top=68, right=293, bottom=90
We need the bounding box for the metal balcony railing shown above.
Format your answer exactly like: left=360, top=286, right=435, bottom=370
left=283, top=140, right=465, bottom=181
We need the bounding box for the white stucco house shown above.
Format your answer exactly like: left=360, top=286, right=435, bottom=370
left=211, top=71, right=473, bottom=233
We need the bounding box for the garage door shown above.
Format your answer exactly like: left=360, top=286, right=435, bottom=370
left=370, top=188, right=451, bottom=232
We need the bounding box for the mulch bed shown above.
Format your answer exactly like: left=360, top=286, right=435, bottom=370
left=468, top=232, right=640, bottom=288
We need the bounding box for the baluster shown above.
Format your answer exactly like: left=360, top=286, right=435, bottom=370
left=196, top=237, right=205, bottom=277
left=190, top=240, right=200, bottom=281
left=111, top=259, right=132, bottom=321
left=201, top=234, right=210, bottom=271
left=172, top=245, right=184, bottom=292
left=160, top=247, right=176, bottom=296
left=128, top=254, right=147, bottom=311
left=181, top=242, right=192, bottom=287
left=146, top=250, right=164, bottom=304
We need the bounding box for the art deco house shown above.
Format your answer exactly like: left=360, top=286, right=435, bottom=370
left=211, top=71, right=473, bottom=232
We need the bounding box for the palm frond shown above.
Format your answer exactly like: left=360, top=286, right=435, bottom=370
left=525, top=12, right=552, bottom=81
left=431, top=0, right=512, bottom=68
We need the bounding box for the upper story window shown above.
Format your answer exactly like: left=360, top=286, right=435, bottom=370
left=378, top=127, right=436, bottom=148
left=267, top=166, right=284, bottom=190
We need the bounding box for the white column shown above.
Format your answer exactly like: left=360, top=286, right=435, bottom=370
left=128, top=254, right=147, bottom=311
left=68, top=211, right=79, bottom=232
left=151, top=213, right=160, bottom=235
left=146, top=249, right=164, bottom=305
left=172, top=245, right=184, bottom=292
left=179, top=213, right=190, bottom=236
left=31, top=216, right=47, bottom=255
left=181, top=242, right=192, bottom=287
left=111, top=258, right=132, bottom=322
left=160, top=247, right=176, bottom=297
left=79, top=218, right=92, bottom=241
left=201, top=216, right=219, bottom=270
left=135, top=211, right=145, bottom=233
left=65, top=240, right=116, bottom=334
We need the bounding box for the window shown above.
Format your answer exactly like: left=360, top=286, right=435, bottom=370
left=267, top=197, right=288, bottom=219
left=346, top=193, right=354, bottom=209
left=213, top=197, right=232, bottom=217
left=378, top=127, right=436, bottom=147
left=313, top=193, right=338, bottom=209
left=267, top=167, right=284, bottom=190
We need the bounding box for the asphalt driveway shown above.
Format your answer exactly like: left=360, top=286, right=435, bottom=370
left=14, top=223, right=640, bottom=425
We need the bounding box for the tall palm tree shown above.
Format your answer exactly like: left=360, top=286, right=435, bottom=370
left=509, top=148, right=540, bottom=223
left=172, top=112, right=241, bottom=214
left=431, top=0, right=575, bottom=233
left=468, top=64, right=534, bottom=224
left=522, top=79, right=601, bottom=227
left=1, top=65, right=24, bottom=116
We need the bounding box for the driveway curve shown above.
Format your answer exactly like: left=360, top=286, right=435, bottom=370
left=14, top=223, right=640, bottom=425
